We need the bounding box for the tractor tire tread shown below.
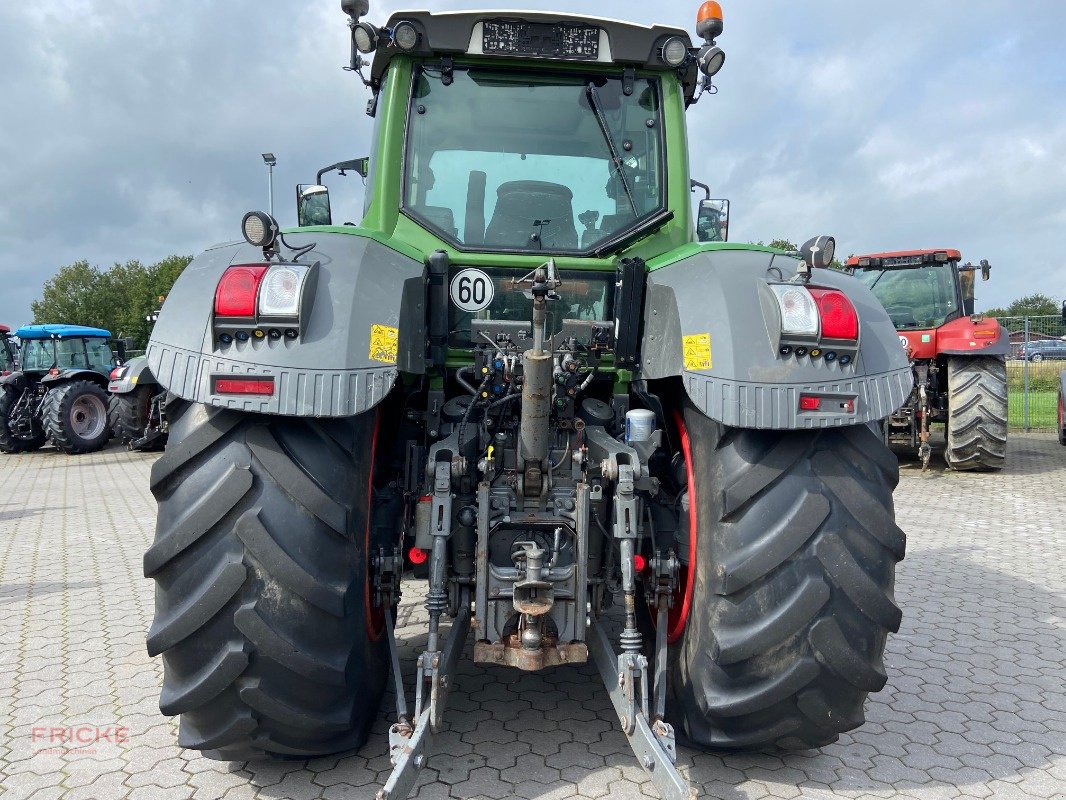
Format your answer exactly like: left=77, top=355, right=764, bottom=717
left=110, top=386, right=151, bottom=442
left=945, top=356, right=1008, bottom=471
left=148, top=399, right=387, bottom=760
left=42, top=380, right=112, bottom=454
left=670, top=406, right=903, bottom=752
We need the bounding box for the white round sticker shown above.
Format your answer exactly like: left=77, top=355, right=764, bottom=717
left=899, top=335, right=909, bottom=349
left=450, top=268, right=494, bottom=312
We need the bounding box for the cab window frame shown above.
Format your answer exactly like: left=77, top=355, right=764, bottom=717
left=399, top=62, right=668, bottom=256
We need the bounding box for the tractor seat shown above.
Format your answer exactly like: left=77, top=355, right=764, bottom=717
left=414, top=205, right=458, bottom=238
left=485, top=181, right=578, bottom=250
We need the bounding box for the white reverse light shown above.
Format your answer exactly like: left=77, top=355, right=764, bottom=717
left=771, top=285, right=819, bottom=337
left=258, top=264, right=311, bottom=319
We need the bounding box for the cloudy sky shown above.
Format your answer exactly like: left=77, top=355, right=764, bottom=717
left=1, top=0, right=1064, bottom=326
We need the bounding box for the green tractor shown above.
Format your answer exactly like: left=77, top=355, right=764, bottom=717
left=0, top=325, right=120, bottom=454
left=142, top=4, right=911, bottom=798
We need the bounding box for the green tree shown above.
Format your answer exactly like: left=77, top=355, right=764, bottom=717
left=766, top=238, right=798, bottom=251
left=30, top=260, right=111, bottom=331
left=32, top=255, right=191, bottom=348
left=982, top=293, right=1059, bottom=319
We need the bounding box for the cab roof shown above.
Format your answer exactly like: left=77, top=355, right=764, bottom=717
left=15, top=324, right=112, bottom=340
left=846, top=249, right=962, bottom=267
left=370, top=9, right=699, bottom=101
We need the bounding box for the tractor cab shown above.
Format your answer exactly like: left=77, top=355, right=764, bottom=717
left=849, top=250, right=969, bottom=331
left=0, top=325, right=16, bottom=375
left=847, top=249, right=998, bottom=360
left=296, top=6, right=728, bottom=266
left=16, top=325, right=118, bottom=378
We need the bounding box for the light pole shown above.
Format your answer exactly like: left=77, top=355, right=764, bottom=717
left=261, top=153, right=277, bottom=217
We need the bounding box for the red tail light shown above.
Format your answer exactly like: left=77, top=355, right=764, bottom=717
left=799, top=395, right=821, bottom=411
left=213, top=376, right=275, bottom=395
left=214, top=264, right=268, bottom=317
left=408, top=547, right=428, bottom=565
left=808, top=288, right=858, bottom=340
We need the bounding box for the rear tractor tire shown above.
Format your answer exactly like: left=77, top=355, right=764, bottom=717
left=0, top=388, right=46, bottom=454
left=667, top=402, right=905, bottom=751
left=109, top=385, right=163, bottom=448
left=945, top=356, right=1008, bottom=471
left=146, top=400, right=389, bottom=760
left=41, top=380, right=111, bottom=454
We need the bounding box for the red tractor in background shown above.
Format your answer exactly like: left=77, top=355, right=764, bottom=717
left=848, top=249, right=1009, bottom=470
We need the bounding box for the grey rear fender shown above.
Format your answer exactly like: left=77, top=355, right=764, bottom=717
left=146, top=232, right=425, bottom=417
left=109, top=355, right=154, bottom=394
left=640, top=247, right=912, bottom=429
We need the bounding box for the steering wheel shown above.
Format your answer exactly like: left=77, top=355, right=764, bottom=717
left=883, top=304, right=917, bottom=325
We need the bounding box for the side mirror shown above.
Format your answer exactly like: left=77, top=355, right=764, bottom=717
left=799, top=235, right=836, bottom=270
left=696, top=199, right=729, bottom=242
left=296, top=185, right=333, bottom=227
left=980, top=258, right=991, bottom=281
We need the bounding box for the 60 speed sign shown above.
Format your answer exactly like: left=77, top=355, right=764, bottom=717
left=449, top=268, right=495, bottom=312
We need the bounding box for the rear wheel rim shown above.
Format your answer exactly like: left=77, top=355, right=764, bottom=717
left=649, top=409, right=697, bottom=645
left=365, top=410, right=386, bottom=641
left=70, top=393, right=106, bottom=439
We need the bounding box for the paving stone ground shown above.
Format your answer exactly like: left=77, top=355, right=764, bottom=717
left=0, top=433, right=1064, bottom=800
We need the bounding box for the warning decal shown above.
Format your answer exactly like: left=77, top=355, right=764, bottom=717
left=369, top=324, right=399, bottom=364
left=682, top=333, right=712, bottom=371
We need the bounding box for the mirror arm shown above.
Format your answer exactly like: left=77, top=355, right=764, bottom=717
left=317, top=158, right=370, bottom=184
left=690, top=179, right=710, bottom=200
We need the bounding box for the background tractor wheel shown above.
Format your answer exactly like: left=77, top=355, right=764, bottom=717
left=945, top=356, right=1008, bottom=471
left=109, top=386, right=153, bottom=443
left=0, top=388, right=46, bottom=453
left=146, top=399, right=389, bottom=760
left=41, top=380, right=111, bottom=454
left=1058, top=386, right=1065, bottom=446
left=667, top=402, right=905, bottom=751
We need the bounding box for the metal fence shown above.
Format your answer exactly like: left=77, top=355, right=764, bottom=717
left=997, top=314, right=1065, bottom=430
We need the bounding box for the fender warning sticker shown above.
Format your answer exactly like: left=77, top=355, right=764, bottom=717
left=682, top=333, right=712, bottom=371
left=369, top=324, right=399, bottom=364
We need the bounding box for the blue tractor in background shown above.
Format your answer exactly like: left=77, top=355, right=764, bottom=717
left=0, top=324, right=120, bottom=454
